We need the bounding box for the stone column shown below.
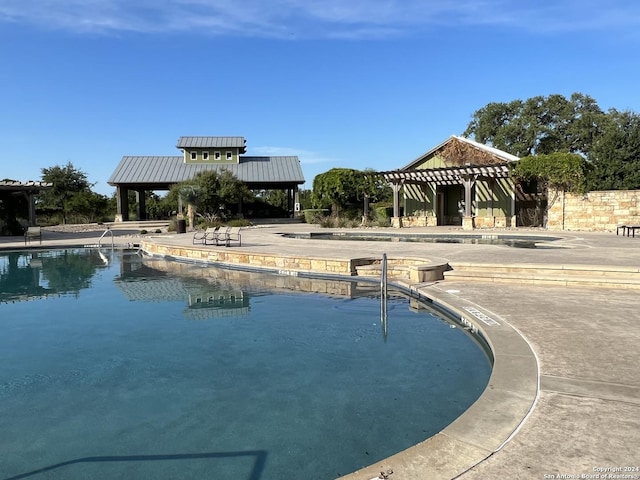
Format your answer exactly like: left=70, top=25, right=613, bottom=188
left=461, top=174, right=477, bottom=230
left=391, top=182, right=403, bottom=228
left=136, top=190, right=146, bottom=221
left=116, top=186, right=129, bottom=222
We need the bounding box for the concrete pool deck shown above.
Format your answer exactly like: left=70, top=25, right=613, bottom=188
left=2, top=223, right=639, bottom=479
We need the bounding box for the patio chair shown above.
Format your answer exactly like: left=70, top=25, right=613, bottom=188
left=24, top=226, right=42, bottom=244
left=192, top=226, right=219, bottom=245
left=214, top=227, right=230, bottom=246
left=217, top=226, right=242, bottom=247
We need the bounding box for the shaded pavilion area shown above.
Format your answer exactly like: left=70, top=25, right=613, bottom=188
left=0, top=180, right=52, bottom=232
left=108, top=137, right=305, bottom=221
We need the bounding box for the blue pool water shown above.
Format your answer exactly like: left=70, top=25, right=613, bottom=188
left=0, top=249, right=491, bottom=480
left=282, top=231, right=562, bottom=248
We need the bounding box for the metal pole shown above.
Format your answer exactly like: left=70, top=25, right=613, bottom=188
left=381, top=253, right=388, bottom=342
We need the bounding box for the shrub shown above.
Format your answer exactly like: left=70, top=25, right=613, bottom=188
left=155, top=229, right=162, bottom=234
left=318, top=216, right=333, bottom=228
left=316, top=216, right=361, bottom=228
left=374, top=205, right=393, bottom=221
left=227, top=219, right=252, bottom=227
left=140, top=229, right=148, bottom=234
left=302, top=209, right=328, bottom=224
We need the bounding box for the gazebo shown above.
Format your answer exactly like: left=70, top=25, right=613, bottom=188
left=108, top=136, right=305, bottom=221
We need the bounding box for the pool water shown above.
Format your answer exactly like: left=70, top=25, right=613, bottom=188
left=282, top=232, right=562, bottom=248
left=0, top=249, right=491, bottom=480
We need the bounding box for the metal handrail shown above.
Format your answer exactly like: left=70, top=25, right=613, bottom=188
left=380, top=253, right=388, bottom=342
left=98, top=228, right=114, bottom=249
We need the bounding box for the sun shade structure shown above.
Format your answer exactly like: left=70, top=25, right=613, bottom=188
left=380, top=164, right=512, bottom=185
left=376, top=136, right=524, bottom=229
left=0, top=180, right=53, bottom=227
left=108, top=136, right=305, bottom=221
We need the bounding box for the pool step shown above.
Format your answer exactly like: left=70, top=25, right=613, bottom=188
left=444, top=263, right=640, bottom=289
left=104, top=221, right=169, bottom=230
left=355, top=259, right=448, bottom=283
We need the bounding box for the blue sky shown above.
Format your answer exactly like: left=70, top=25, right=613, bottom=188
left=1, top=0, right=639, bottom=196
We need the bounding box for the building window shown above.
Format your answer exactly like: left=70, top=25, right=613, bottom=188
left=190, top=151, right=197, bottom=161
left=202, top=151, right=209, bottom=161
left=214, top=151, right=221, bottom=160
left=226, top=151, right=232, bottom=160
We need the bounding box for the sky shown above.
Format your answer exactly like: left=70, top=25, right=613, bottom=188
left=1, top=0, right=640, bottom=196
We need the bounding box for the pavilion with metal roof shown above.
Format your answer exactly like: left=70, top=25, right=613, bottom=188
left=377, top=136, right=521, bottom=229
left=108, top=136, right=305, bottom=221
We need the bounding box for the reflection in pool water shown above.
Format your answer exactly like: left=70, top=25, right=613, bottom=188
left=0, top=249, right=491, bottom=480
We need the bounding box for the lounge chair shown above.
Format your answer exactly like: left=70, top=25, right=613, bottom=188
left=214, top=227, right=230, bottom=246
left=192, top=226, right=219, bottom=245
left=24, top=226, right=42, bottom=244
left=217, top=226, right=242, bottom=247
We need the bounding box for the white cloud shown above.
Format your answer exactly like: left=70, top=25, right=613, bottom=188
left=1, top=0, right=639, bottom=37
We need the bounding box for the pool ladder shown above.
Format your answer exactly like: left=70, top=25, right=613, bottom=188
left=98, top=228, right=114, bottom=248
left=380, top=253, right=388, bottom=342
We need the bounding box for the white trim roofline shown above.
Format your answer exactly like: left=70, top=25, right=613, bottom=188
left=402, top=135, right=519, bottom=170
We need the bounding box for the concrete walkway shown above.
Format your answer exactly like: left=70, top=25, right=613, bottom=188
left=2, top=223, right=639, bottom=479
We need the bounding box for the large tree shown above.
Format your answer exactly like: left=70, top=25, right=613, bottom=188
left=586, top=110, right=640, bottom=191
left=312, top=168, right=390, bottom=217
left=464, top=92, right=607, bottom=157
left=510, top=152, right=589, bottom=226
left=39, top=162, right=109, bottom=224
left=172, top=169, right=253, bottom=228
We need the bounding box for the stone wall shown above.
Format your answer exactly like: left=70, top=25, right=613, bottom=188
left=141, top=240, right=361, bottom=276
left=547, top=189, right=640, bottom=231
left=473, top=215, right=516, bottom=229
left=401, top=215, right=431, bottom=227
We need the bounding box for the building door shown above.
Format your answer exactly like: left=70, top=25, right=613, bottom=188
left=437, top=186, right=464, bottom=225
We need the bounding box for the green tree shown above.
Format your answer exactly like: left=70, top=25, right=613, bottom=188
left=312, top=168, right=390, bottom=217
left=297, top=189, right=312, bottom=210
left=172, top=170, right=253, bottom=227
left=177, top=184, right=201, bottom=231
left=511, top=152, right=589, bottom=226
left=65, top=190, right=110, bottom=223
left=256, top=190, right=288, bottom=211
left=464, top=93, right=606, bottom=157
left=39, top=163, right=95, bottom=224
left=587, top=110, right=640, bottom=190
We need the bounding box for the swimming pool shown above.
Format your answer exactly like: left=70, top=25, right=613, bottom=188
left=0, top=249, right=491, bottom=480
left=281, top=231, right=562, bottom=248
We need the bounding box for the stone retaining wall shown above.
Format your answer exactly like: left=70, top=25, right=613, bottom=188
left=547, top=189, right=640, bottom=231
left=142, top=240, right=360, bottom=276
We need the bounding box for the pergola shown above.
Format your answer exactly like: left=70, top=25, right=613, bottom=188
left=379, top=164, right=512, bottom=218
left=0, top=180, right=52, bottom=226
